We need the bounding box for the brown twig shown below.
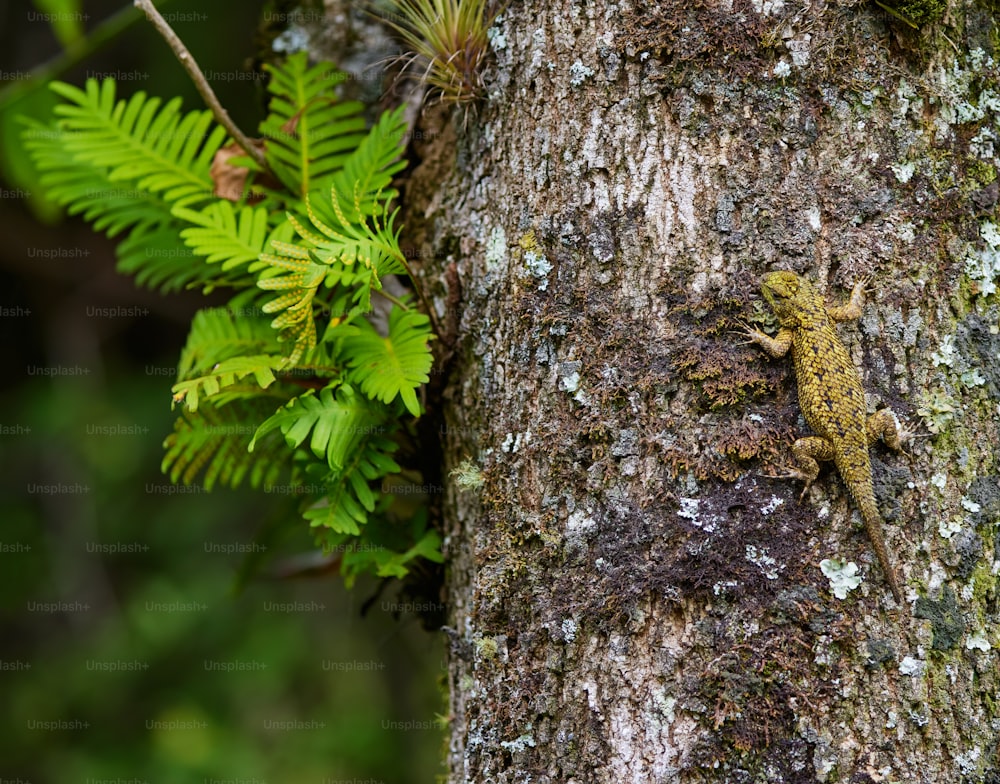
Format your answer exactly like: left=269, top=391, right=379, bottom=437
left=133, top=0, right=267, bottom=171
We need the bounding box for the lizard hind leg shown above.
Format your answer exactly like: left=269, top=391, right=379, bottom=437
left=765, top=435, right=836, bottom=502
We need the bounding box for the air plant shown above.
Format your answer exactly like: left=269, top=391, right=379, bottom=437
left=379, top=0, right=502, bottom=105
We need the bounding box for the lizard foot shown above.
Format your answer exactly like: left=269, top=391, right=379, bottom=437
left=758, top=466, right=815, bottom=502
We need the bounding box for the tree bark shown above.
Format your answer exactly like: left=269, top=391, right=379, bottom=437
left=399, top=1, right=1000, bottom=781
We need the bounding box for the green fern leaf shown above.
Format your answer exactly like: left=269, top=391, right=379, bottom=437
left=173, top=355, right=285, bottom=412
left=342, top=307, right=433, bottom=416
left=178, top=308, right=283, bottom=376
left=299, top=194, right=405, bottom=278
left=253, top=100, right=410, bottom=361
left=49, top=79, right=225, bottom=208
left=260, top=51, right=368, bottom=197
left=326, top=105, right=409, bottom=223
left=173, top=201, right=274, bottom=271
left=249, top=384, right=388, bottom=470
left=22, top=118, right=175, bottom=236
left=162, top=400, right=288, bottom=490
left=116, top=223, right=223, bottom=293
left=303, top=478, right=370, bottom=536
left=172, top=308, right=290, bottom=411
left=319, top=509, right=443, bottom=586
left=300, top=424, right=402, bottom=536
left=250, top=384, right=401, bottom=535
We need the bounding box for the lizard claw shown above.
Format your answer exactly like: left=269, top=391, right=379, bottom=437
left=758, top=466, right=814, bottom=502
left=731, top=319, right=768, bottom=345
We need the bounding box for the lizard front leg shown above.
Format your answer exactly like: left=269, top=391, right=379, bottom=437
left=742, top=325, right=793, bottom=358
left=826, top=277, right=869, bottom=323
left=766, top=435, right=836, bottom=502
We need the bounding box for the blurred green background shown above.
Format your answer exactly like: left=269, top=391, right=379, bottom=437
left=0, top=1, right=445, bottom=782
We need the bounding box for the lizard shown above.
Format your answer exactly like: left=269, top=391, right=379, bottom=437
left=742, top=270, right=907, bottom=603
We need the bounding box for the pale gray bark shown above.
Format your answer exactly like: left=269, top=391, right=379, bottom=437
left=385, top=1, right=999, bottom=781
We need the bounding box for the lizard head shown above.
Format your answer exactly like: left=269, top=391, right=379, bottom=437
left=760, top=271, right=816, bottom=326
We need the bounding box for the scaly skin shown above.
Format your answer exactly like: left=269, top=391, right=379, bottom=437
left=744, top=271, right=906, bottom=603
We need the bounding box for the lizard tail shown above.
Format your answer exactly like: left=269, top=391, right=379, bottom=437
left=856, top=491, right=904, bottom=603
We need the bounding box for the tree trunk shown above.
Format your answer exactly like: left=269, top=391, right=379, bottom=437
left=400, top=1, right=1000, bottom=781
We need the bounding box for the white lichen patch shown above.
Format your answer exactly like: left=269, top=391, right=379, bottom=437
left=524, top=250, right=553, bottom=289
left=806, top=206, right=822, bottom=232
left=962, top=497, right=983, bottom=513
left=771, top=59, right=791, bottom=78
left=501, top=431, right=529, bottom=453
left=956, top=747, right=982, bottom=775
left=760, top=496, right=784, bottom=515
left=939, top=517, right=962, bottom=539
left=745, top=545, right=781, bottom=580
left=500, top=732, right=536, bottom=753
left=487, top=16, right=507, bottom=51
left=820, top=558, right=862, bottom=599
left=966, top=631, right=991, bottom=651
left=568, top=60, right=594, bottom=86
left=899, top=656, right=923, bottom=676
left=890, top=161, right=916, bottom=183
left=678, top=497, right=703, bottom=524
left=896, top=222, right=916, bottom=242
left=931, top=335, right=956, bottom=367
left=272, top=25, right=310, bottom=53
left=567, top=510, right=596, bottom=534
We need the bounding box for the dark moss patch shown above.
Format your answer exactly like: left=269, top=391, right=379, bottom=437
left=865, top=638, right=897, bottom=668
left=955, top=312, right=1000, bottom=399
left=914, top=585, right=964, bottom=650
left=952, top=529, right=985, bottom=582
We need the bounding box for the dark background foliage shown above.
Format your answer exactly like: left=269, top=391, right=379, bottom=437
left=0, top=1, right=443, bottom=781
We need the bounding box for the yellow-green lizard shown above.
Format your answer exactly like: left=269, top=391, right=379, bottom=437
left=743, top=271, right=907, bottom=603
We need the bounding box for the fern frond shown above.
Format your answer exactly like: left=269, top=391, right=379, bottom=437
left=21, top=118, right=174, bottom=237
left=301, top=428, right=402, bottom=535
left=178, top=308, right=283, bottom=376
left=250, top=384, right=400, bottom=534
left=256, top=249, right=327, bottom=363
left=260, top=51, right=368, bottom=198
left=255, top=224, right=387, bottom=362
left=250, top=384, right=390, bottom=470
left=252, top=99, right=410, bottom=361
left=173, top=201, right=295, bottom=279
left=326, top=105, right=409, bottom=223
left=301, top=193, right=406, bottom=278
left=342, top=306, right=433, bottom=416
left=172, top=308, right=290, bottom=411
left=316, top=508, right=443, bottom=585
left=162, top=400, right=289, bottom=490
left=49, top=79, right=226, bottom=208
left=342, top=525, right=443, bottom=581
left=116, top=223, right=221, bottom=293
left=173, top=355, right=287, bottom=412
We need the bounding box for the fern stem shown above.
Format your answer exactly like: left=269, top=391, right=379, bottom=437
left=375, top=288, right=409, bottom=311
left=134, top=0, right=268, bottom=171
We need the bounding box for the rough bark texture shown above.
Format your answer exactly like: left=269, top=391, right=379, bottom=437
left=394, top=0, right=1000, bottom=781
